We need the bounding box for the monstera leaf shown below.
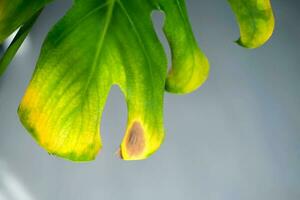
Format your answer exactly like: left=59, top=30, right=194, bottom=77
left=0, top=0, right=52, bottom=76
left=18, top=0, right=209, bottom=161
left=0, top=0, right=51, bottom=43
left=228, top=0, right=275, bottom=48
left=0, top=0, right=275, bottom=161
left=0, top=10, right=42, bottom=76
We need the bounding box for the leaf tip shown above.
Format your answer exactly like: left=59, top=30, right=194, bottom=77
left=165, top=49, right=210, bottom=94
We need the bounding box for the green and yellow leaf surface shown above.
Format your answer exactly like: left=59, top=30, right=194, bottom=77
left=0, top=0, right=275, bottom=161
left=228, top=0, right=275, bottom=48
left=18, top=0, right=209, bottom=161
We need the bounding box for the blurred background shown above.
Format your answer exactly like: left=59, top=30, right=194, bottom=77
left=0, top=0, right=299, bottom=199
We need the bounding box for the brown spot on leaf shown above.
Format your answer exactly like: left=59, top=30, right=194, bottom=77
left=125, top=122, right=145, bottom=157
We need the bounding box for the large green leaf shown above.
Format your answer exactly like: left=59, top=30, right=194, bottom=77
left=228, top=0, right=275, bottom=48
left=18, top=0, right=209, bottom=161
left=6, top=0, right=275, bottom=161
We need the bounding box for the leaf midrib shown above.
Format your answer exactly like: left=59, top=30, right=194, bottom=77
left=70, top=0, right=117, bottom=151
left=82, top=0, right=158, bottom=102
left=83, top=0, right=116, bottom=95
left=117, top=0, right=156, bottom=98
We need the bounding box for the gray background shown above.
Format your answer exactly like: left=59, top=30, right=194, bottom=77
left=0, top=0, right=299, bottom=199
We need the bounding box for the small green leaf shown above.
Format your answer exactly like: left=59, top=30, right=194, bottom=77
left=0, top=0, right=51, bottom=43
left=162, top=0, right=210, bottom=94
left=228, top=0, right=275, bottom=48
left=0, top=10, right=42, bottom=77
left=18, top=0, right=209, bottom=161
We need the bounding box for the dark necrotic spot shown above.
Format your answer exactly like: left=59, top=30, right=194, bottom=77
left=125, top=122, right=145, bottom=157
